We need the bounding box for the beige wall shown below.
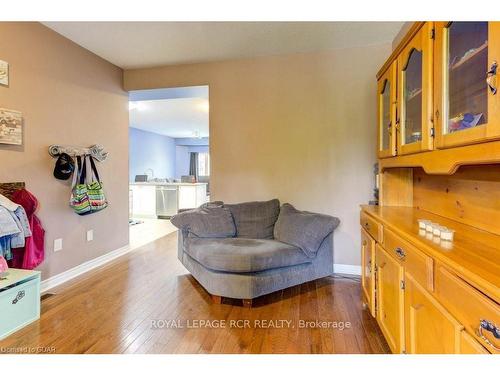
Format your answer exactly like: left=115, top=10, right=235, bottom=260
left=125, top=44, right=391, bottom=267
left=0, top=22, right=129, bottom=279
left=392, top=22, right=414, bottom=50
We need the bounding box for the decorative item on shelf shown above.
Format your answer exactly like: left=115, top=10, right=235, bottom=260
left=410, top=131, right=422, bottom=142
left=448, top=112, right=484, bottom=132
left=48, top=144, right=108, bottom=162
left=0, top=108, right=23, bottom=146
left=0, top=60, right=8, bottom=86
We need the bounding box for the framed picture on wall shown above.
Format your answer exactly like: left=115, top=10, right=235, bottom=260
left=0, top=108, right=23, bottom=145
left=0, top=60, right=8, bottom=86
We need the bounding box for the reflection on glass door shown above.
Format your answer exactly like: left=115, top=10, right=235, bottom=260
left=402, top=49, right=423, bottom=145
left=381, top=79, right=391, bottom=151
left=445, top=22, right=488, bottom=134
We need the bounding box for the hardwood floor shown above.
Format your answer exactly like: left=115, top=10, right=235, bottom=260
left=0, top=231, right=390, bottom=354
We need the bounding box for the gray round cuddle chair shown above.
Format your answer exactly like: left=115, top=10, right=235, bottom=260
left=172, top=199, right=340, bottom=307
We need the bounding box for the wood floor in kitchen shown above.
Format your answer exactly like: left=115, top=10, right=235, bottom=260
left=0, top=231, right=389, bottom=354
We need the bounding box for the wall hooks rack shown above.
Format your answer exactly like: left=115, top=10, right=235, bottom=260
left=48, top=144, right=108, bottom=162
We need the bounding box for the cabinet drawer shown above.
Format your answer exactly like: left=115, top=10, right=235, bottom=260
left=384, top=228, right=434, bottom=292
left=0, top=277, right=40, bottom=340
left=460, top=331, right=489, bottom=354
left=436, top=265, right=500, bottom=354
left=360, top=212, right=382, bottom=243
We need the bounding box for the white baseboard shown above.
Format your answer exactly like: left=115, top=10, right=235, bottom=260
left=334, top=263, right=361, bottom=276
left=40, top=244, right=132, bottom=293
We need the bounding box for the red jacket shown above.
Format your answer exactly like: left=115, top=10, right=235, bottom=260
left=11, top=189, right=45, bottom=270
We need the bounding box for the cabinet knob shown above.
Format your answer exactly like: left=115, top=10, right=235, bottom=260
left=395, top=247, right=406, bottom=260
left=477, top=319, right=500, bottom=350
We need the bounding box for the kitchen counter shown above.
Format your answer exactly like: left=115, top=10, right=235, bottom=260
left=130, top=182, right=207, bottom=186
left=130, top=182, right=208, bottom=218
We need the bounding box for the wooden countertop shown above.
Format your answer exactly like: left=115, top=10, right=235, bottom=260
left=361, top=205, right=500, bottom=304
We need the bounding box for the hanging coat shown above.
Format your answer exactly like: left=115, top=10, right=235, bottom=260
left=10, top=189, right=45, bottom=270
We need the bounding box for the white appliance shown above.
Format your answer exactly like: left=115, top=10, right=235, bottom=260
left=156, top=186, right=178, bottom=218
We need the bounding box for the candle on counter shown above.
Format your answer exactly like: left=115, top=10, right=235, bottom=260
left=440, top=228, right=455, bottom=241
left=418, top=219, right=430, bottom=229
left=425, top=222, right=435, bottom=232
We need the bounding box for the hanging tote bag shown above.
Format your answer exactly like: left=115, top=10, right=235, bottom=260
left=70, top=156, right=92, bottom=215
left=69, top=155, right=108, bottom=215
left=86, top=155, right=108, bottom=213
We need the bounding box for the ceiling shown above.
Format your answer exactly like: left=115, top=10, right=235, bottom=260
left=130, top=97, right=209, bottom=138
left=43, top=22, right=404, bottom=69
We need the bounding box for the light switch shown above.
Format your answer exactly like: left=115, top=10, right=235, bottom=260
left=54, top=238, right=63, bottom=252
left=86, top=230, right=94, bottom=242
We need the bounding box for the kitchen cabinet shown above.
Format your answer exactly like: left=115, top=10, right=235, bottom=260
left=130, top=184, right=156, bottom=218
left=178, top=184, right=207, bottom=210
left=404, top=272, right=462, bottom=354
left=375, top=244, right=405, bottom=354
left=434, top=22, right=500, bottom=148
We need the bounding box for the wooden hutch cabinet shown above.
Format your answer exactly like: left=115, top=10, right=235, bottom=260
left=363, top=21, right=500, bottom=354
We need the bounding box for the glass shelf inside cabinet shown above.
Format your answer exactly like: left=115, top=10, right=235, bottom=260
left=445, top=22, right=488, bottom=134
left=381, top=79, right=391, bottom=150
left=403, top=49, right=423, bottom=145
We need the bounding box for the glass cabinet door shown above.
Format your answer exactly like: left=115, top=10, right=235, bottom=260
left=435, top=22, right=500, bottom=148
left=378, top=62, right=397, bottom=158
left=397, top=23, right=434, bottom=155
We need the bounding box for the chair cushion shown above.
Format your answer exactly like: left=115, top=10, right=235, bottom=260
left=184, top=237, right=311, bottom=273
left=171, top=205, right=236, bottom=238
left=224, top=199, right=280, bottom=239
left=274, top=203, right=340, bottom=257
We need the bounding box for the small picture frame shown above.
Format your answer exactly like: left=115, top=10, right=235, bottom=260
left=0, top=60, right=8, bottom=86
left=0, top=108, right=23, bottom=145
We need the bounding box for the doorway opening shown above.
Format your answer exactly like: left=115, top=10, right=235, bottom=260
left=128, top=85, right=210, bottom=249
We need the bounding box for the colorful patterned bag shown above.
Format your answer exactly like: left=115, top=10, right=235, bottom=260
left=70, top=155, right=108, bottom=215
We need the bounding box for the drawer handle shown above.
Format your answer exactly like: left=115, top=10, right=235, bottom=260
left=12, top=290, right=26, bottom=304
left=478, top=319, right=500, bottom=350
left=395, top=247, right=406, bottom=260
left=487, top=61, right=497, bottom=95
